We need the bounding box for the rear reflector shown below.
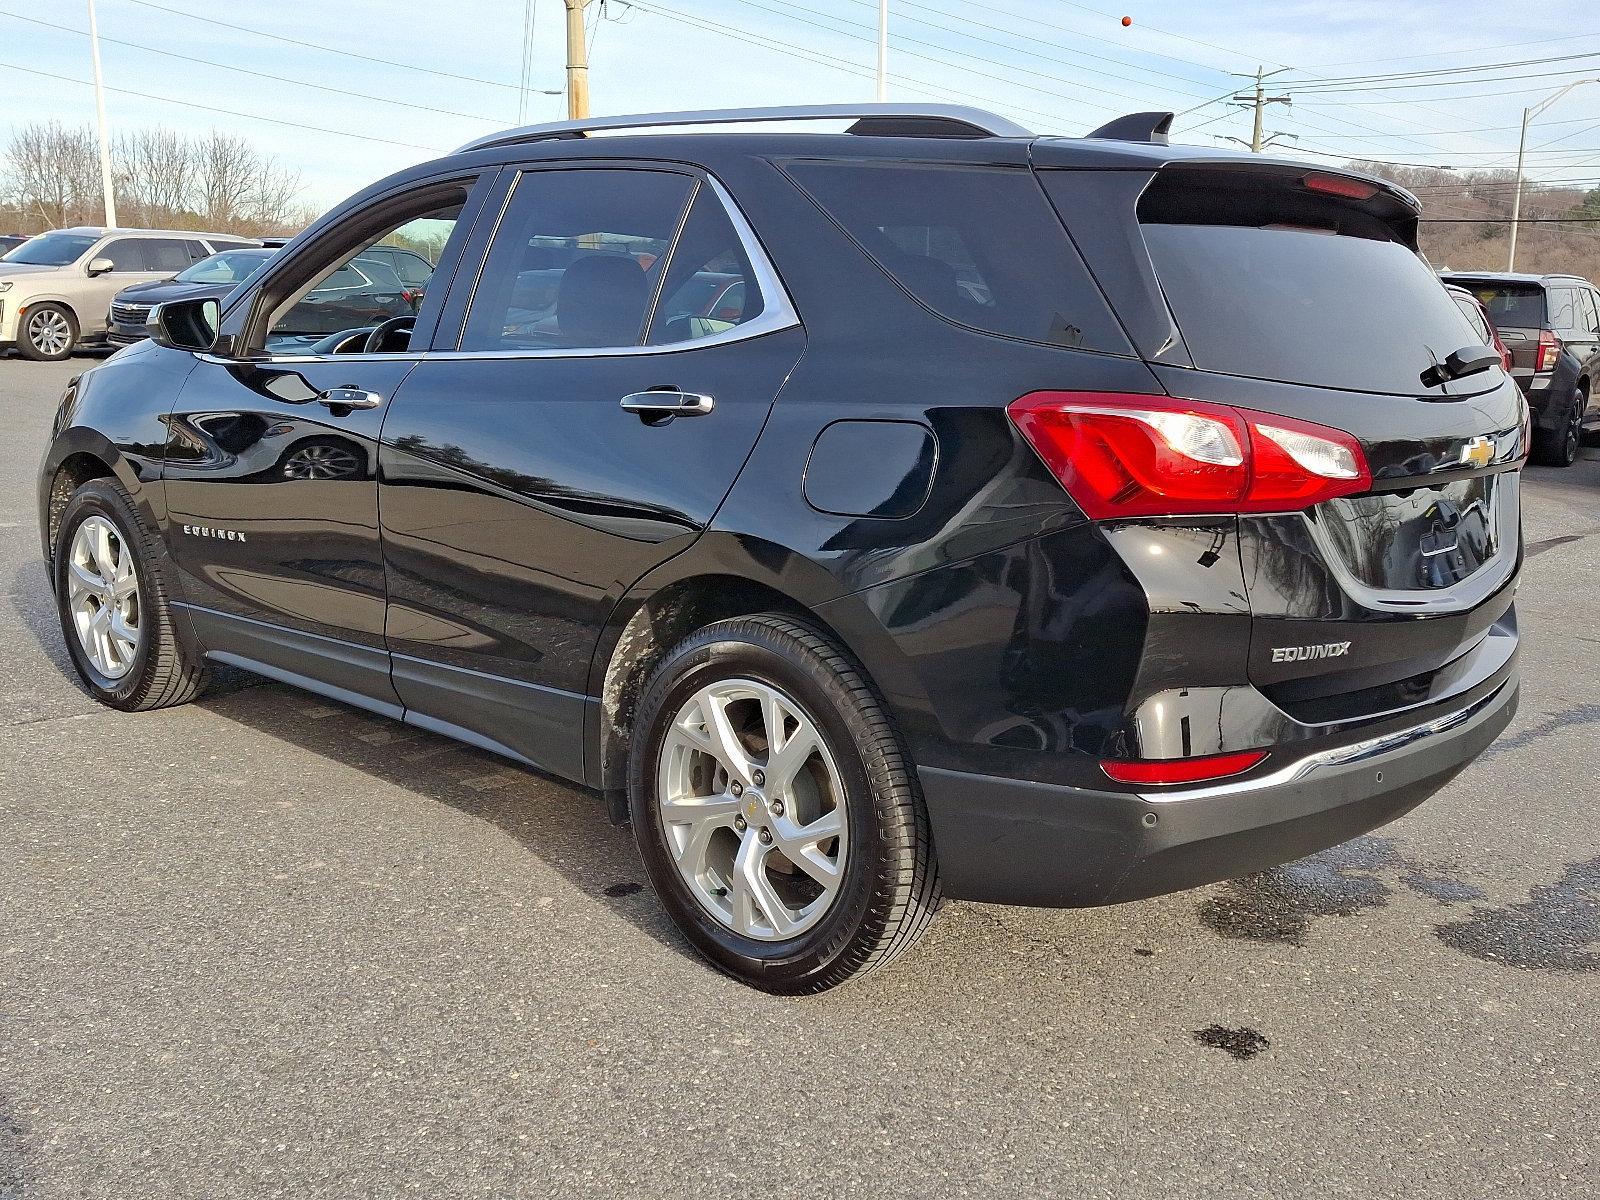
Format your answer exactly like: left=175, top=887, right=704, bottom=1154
left=1008, top=392, right=1372, bottom=518
left=1100, top=749, right=1268, bottom=786
left=1302, top=172, right=1380, bottom=201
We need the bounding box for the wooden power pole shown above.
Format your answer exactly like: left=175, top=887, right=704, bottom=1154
left=564, top=0, right=590, bottom=120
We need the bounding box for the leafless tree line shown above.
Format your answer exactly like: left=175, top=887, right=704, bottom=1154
left=1, top=121, right=314, bottom=234
left=1351, top=160, right=1600, bottom=281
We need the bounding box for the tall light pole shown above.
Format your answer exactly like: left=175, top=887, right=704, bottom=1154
left=1509, top=78, right=1600, bottom=271
left=876, top=0, right=887, bottom=101
left=87, top=0, right=116, bottom=227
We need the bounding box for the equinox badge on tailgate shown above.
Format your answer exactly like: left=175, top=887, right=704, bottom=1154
left=1271, top=641, right=1353, bottom=663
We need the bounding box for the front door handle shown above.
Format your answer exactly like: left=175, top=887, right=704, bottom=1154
left=319, top=386, right=383, bottom=410
left=619, top=390, right=715, bottom=421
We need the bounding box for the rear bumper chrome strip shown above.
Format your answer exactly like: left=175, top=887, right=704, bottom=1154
left=1138, top=682, right=1506, bottom=804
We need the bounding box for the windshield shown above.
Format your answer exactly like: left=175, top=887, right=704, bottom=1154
left=175, top=248, right=274, bottom=284
left=2, top=232, right=96, bottom=266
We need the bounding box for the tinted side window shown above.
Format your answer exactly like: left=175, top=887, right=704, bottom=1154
left=145, top=238, right=194, bottom=272
left=646, top=188, right=766, bottom=345
left=1580, top=289, right=1600, bottom=334
left=783, top=160, right=1130, bottom=353
left=98, top=239, right=146, bottom=271
left=461, top=168, right=693, bottom=352
left=184, top=240, right=211, bottom=262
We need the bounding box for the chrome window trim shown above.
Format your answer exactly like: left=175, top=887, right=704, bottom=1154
left=202, top=168, right=800, bottom=368
left=445, top=167, right=799, bottom=361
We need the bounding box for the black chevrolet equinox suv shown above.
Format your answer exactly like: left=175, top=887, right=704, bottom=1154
left=39, top=105, right=1523, bottom=993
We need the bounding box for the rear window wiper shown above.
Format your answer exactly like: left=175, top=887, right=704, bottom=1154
left=1421, top=345, right=1501, bottom=389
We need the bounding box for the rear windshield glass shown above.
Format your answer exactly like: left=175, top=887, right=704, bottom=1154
left=782, top=160, right=1131, bottom=354
left=1132, top=172, right=1482, bottom=394
left=1446, top=280, right=1545, bottom=329
left=1142, top=222, right=1483, bottom=394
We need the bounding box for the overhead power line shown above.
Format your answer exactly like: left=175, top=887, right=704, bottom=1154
left=0, top=59, right=442, bottom=152
left=1291, top=48, right=1600, bottom=88
left=0, top=9, right=504, bottom=125
left=121, top=0, right=525, bottom=94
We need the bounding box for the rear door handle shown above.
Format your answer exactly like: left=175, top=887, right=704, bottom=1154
left=619, top=390, right=715, bottom=420
left=319, top=386, right=383, bottom=410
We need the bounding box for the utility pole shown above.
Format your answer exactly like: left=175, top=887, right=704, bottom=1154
left=1509, top=78, right=1600, bottom=271
left=86, top=0, right=116, bottom=227
left=876, top=0, right=888, bottom=101
left=1231, top=66, right=1291, bottom=152
left=563, top=0, right=589, bottom=120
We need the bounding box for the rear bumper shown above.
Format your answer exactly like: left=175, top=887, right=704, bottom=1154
left=918, top=672, right=1517, bottom=908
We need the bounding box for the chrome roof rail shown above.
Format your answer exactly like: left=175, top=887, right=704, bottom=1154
left=453, top=103, right=1032, bottom=153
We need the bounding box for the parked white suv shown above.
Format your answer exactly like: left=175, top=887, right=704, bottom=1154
left=0, top=227, right=257, bottom=360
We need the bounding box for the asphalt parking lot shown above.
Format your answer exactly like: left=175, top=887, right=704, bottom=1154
left=1, top=355, right=1596, bottom=1199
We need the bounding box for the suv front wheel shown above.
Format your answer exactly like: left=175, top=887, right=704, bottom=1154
left=18, top=302, right=78, bottom=361
left=629, top=615, right=941, bottom=993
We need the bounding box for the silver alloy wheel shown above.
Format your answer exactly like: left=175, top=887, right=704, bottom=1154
left=65, top=515, right=142, bottom=679
left=27, top=307, right=72, bottom=357
left=282, top=443, right=361, bottom=480
left=658, top=678, right=848, bottom=941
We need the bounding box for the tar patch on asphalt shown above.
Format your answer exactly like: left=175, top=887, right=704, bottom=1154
left=604, top=881, right=644, bottom=898
left=1434, top=856, right=1600, bottom=972
left=1193, top=1025, right=1270, bottom=1060
left=1197, top=836, right=1483, bottom=946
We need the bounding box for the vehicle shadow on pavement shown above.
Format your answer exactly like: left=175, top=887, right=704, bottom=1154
left=188, top=678, right=698, bottom=958
left=7, top=557, right=696, bottom=964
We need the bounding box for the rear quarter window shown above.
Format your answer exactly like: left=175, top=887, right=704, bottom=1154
left=781, top=160, right=1131, bottom=355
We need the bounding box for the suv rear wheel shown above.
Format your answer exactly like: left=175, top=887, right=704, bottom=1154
left=52, top=479, right=209, bottom=710
left=1534, top=383, right=1586, bottom=467
left=18, top=302, right=78, bottom=361
left=628, top=615, right=940, bottom=993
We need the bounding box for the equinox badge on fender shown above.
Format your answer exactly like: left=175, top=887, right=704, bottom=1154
left=1271, top=641, right=1352, bottom=664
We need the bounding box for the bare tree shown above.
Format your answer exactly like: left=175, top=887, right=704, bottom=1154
left=116, top=128, right=194, bottom=226
left=3, top=121, right=99, bottom=227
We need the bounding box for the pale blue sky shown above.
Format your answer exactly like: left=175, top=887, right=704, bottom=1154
left=6, top=0, right=1600, bottom=210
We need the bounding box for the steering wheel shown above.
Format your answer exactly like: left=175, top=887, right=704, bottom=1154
left=363, top=314, right=415, bottom=354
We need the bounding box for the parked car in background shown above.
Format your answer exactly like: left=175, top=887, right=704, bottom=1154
left=0, top=234, right=29, bottom=255
left=1440, top=271, right=1598, bottom=465
left=106, top=247, right=278, bottom=347
left=261, top=255, right=422, bottom=353
left=40, top=105, right=1524, bottom=993
left=357, top=243, right=434, bottom=290
left=0, top=227, right=258, bottom=360
left=1444, top=283, right=1512, bottom=373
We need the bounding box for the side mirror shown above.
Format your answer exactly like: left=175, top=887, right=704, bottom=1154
left=86, top=257, right=115, bottom=276
left=147, top=297, right=220, bottom=354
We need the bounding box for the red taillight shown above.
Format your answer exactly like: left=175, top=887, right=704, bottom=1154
left=1101, top=749, right=1268, bottom=785
left=1302, top=172, right=1380, bottom=201
left=1008, top=392, right=1372, bottom=519
left=1536, top=329, right=1561, bottom=373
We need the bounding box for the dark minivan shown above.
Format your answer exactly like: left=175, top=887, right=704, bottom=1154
left=39, top=105, right=1522, bottom=992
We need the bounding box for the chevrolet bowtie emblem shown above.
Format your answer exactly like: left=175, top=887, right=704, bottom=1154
left=1460, top=436, right=1494, bottom=469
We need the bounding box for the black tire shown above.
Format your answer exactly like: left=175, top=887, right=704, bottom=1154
left=628, top=614, right=941, bottom=994
left=52, top=478, right=209, bottom=711
left=16, top=302, right=78, bottom=361
left=1533, top=385, right=1585, bottom=467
